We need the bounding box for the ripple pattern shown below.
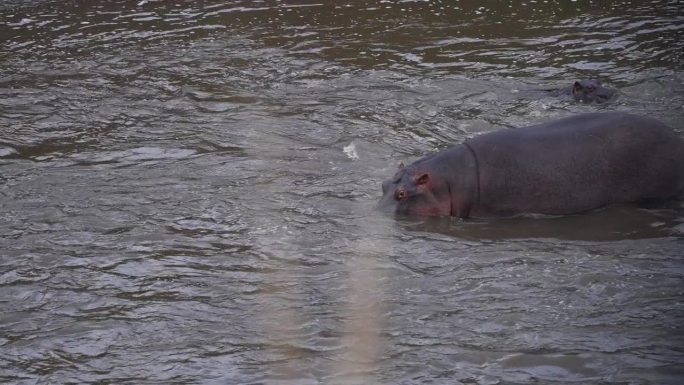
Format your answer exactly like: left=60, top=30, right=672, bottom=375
left=1, top=1, right=683, bottom=384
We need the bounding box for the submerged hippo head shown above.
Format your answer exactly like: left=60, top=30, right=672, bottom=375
left=378, top=163, right=453, bottom=217
left=572, top=79, right=615, bottom=103
left=379, top=145, right=479, bottom=218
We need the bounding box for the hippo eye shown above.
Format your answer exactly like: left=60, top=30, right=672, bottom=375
left=587, top=86, right=595, bottom=92
left=395, top=188, right=407, bottom=201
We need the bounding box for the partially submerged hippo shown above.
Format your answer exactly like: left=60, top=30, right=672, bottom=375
left=379, top=112, right=684, bottom=218
left=569, top=79, right=615, bottom=103
left=542, top=79, right=615, bottom=103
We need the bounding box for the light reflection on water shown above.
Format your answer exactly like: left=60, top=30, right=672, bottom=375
left=1, top=1, right=683, bottom=384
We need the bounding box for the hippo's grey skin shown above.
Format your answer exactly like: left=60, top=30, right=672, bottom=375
left=379, top=112, right=684, bottom=218
left=544, top=79, right=616, bottom=103
left=569, top=79, right=616, bottom=103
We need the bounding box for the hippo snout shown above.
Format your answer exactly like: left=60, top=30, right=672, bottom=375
left=377, top=184, right=398, bottom=214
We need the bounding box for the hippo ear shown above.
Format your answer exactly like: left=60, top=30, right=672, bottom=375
left=398, top=162, right=405, bottom=169
left=574, top=81, right=582, bottom=91
left=415, top=173, right=430, bottom=186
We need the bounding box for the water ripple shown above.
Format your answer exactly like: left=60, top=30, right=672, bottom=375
left=1, top=1, right=683, bottom=384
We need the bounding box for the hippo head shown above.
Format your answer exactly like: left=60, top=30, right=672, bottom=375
left=572, top=79, right=615, bottom=103
left=378, top=163, right=453, bottom=217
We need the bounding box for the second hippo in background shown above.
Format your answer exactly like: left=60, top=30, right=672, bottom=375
left=569, top=79, right=616, bottom=103
left=520, top=79, right=616, bottom=103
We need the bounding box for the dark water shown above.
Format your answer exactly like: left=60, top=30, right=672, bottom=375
left=2, top=1, right=684, bottom=384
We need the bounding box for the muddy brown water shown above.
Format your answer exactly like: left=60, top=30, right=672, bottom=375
left=1, top=1, right=683, bottom=384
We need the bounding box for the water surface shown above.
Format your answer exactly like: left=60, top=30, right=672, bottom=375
left=1, top=1, right=683, bottom=384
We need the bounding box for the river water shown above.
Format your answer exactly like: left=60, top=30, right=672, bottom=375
left=1, top=1, right=683, bottom=384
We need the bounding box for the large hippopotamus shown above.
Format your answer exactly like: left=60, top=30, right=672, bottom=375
left=379, top=112, right=684, bottom=218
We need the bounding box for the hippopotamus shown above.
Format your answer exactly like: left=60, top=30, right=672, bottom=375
left=379, top=112, right=684, bottom=218
left=568, top=79, right=616, bottom=103
left=542, top=79, right=616, bottom=103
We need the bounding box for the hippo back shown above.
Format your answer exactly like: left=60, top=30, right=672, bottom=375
left=466, top=112, right=684, bottom=216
